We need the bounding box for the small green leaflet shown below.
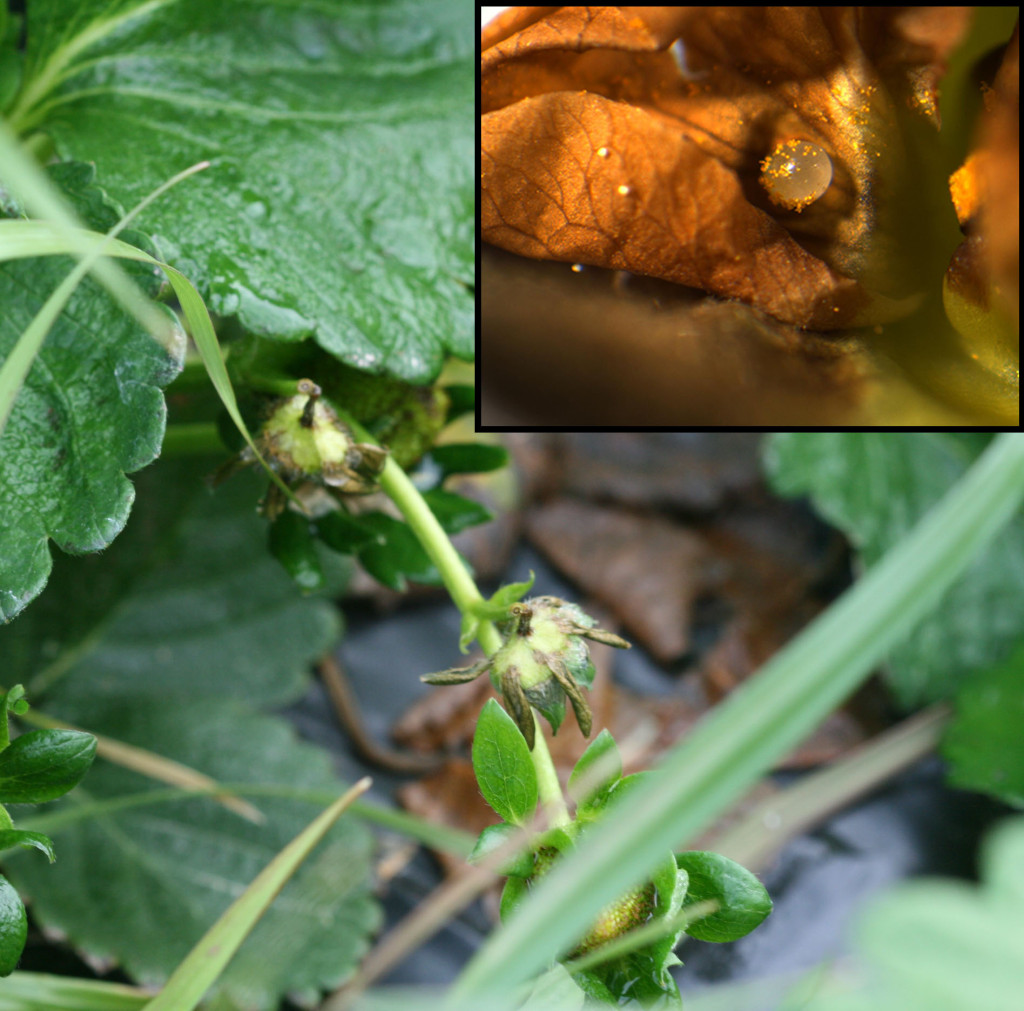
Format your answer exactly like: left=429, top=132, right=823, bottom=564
left=472, top=699, right=539, bottom=826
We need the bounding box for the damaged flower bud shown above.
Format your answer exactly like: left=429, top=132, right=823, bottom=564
left=213, top=378, right=389, bottom=518
left=259, top=379, right=388, bottom=494
left=422, top=596, right=630, bottom=749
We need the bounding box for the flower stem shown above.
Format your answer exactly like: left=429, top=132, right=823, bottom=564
left=374, top=448, right=570, bottom=828
left=377, top=455, right=492, bottom=641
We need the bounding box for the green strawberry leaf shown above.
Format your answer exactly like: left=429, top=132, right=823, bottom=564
left=0, top=161, right=183, bottom=622
left=10, top=0, right=473, bottom=382
left=0, top=729, right=96, bottom=804
left=602, top=771, right=658, bottom=813
left=430, top=443, right=510, bottom=480
left=0, top=828, right=56, bottom=862
left=443, top=383, right=476, bottom=423
left=764, top=434, right=1024, bottom=706
left=499, top=874, right=530, bottom=924
left=675, top=851, right=772, bottom=943
left=422, top=488, right=493, bottom=535
left=485, top=572, right=537, bottom=613
left=472, top=699, right=539, bottom=826
left=355, top=512, right=444, bottom=591
left=568, top=729, right=622, bottom=818
left=469, top=571, right=537, bottom=625
left=0, top=460, right=343, bottom=710
left=0, top=874, right=27, bottom=977
left=0, top=11, right=23, bottom=113
left=4, top=699, right=380, bottom=1007
left=268, top=509, right=326, bottom=593
left=942, top=639, right=1024, bottom=808
left=314, top=509, right=384, bottom=555
left=468, top=822, right=535, bottom=878
left=0, top=455, right=375, bottom=1006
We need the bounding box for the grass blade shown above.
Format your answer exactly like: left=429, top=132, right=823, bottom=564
left=0, top=971, right=149, bottom=1010
left=0, top=220, right=293, bottom=501
left=142, top=777, right=372, bottom=1011
left=0, top=161, right=207, bottom=436
left=0, top=119, right=183, bottom=353
left=450, top=433, right=1024, bottom=1007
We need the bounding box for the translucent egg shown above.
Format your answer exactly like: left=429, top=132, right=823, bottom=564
left=759, top=140, right=833, bottom=212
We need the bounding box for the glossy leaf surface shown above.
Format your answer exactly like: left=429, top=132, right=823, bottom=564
left=0, top=163, right=181, bottom=622
left=0, top=729, right=96, bottom=804
left=11, top=0, right=474, bottom=382
left=0, top=828, right=56, bottom=862
left=0, top=874, right=27, bottom=977
left=567, top=729, right=621, bottom=818
left=674, top=851, right=772, bottom=943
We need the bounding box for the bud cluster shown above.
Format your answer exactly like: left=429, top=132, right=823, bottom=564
left=423, top=596, right=629, bottom=749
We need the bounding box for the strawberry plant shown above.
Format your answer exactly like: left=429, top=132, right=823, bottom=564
left=3, top=2, right=1024, bottom=1010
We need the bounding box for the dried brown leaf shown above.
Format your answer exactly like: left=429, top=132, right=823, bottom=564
left=482, top=6, right=971, bottom=329
left=526, top=500, right=713, bottom=663
left=547, top=433, right=763, bottom=513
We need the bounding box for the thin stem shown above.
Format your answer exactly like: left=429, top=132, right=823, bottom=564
left=357, top=431, right=571, bottom=827
left=0, top=688, right=15, bottom=751
left=18, top=782, right=475, bottom=856
left=378, top=455, right=491, bottom=636
left=530, top=713, right=570, bottom=828
left=14, top=703, right=264, bottom=824
left=318, top=653, right=445, bottom=774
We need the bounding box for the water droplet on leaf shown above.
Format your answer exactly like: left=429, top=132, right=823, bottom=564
left=759, top=140, right=833, bottom=211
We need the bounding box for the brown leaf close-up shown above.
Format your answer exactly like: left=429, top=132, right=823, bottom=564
left=480, top=7, right=1019, bottom=426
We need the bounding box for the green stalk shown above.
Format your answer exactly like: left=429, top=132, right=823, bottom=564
left=450, top=432, right=1024, bottom=1007
left=377, top=456, right=492, bottom=641
left=374, top=451, right=570, bottom=828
